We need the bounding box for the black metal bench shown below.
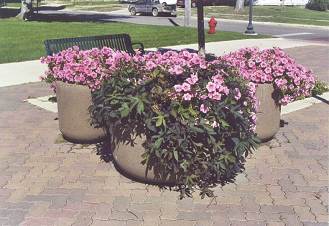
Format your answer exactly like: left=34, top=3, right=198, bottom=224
left=44, top=33, right=144, bottom=56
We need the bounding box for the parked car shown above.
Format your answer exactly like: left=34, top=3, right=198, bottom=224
left=128, top=0, right=177, bottom=16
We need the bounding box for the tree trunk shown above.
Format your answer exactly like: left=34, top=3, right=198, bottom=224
left=16, top=0, right=32, bottom=20
left=184, top=0, right=191, bottom=26
left=235, top=0, right=244, bottom=12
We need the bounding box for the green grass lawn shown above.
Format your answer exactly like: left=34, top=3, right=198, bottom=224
left=0, top=18, right=268, bottom=64
left=3, top=2, right=21, bottom=8
left=180, top=6, right=329, bottom=26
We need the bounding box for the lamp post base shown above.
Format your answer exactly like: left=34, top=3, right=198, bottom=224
left=244, top=25, right=258, bottom=35
left=244, top=31, right=258, bottom=35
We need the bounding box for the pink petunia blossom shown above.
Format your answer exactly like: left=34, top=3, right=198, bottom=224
left=206, top=82, right=216, bottom=93
left=183, top=93, right=192, bottom=101
left=200, top=104, right=209, bottom=113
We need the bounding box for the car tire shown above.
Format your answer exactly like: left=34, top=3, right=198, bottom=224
left=152, top=8, right=158, bottom=16
left=130, top=7, right=137, bottom=15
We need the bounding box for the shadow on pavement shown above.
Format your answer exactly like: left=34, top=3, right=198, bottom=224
left=0, top=8, right=20, bottom=18
left=313, top=95, right=329, bottom=105
left=35, top=5, right=66, bottom=11
left=30, top=11, right=132, bottom=23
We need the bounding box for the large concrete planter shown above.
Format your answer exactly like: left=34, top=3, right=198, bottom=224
left=255, top=83, right=281, bottom=142
left=112, top=135, right=176, bottom=185
left=56, top=81, right=106, bottom=143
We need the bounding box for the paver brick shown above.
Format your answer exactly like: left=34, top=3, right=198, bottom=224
left=71, top=211, right=95, bottom=226
left=1, top=80, right=328, bottom=226
left=293, top=206, right=316, bottom=222
left=266, top=222, right=285, bottom=226
left=110, top=210, right=143, bottom=221
left=261, top=205, right=295, bottom=214
left=315, top=214, right=329, bottom=223
left=177, top=211, right=212, bottom=221
left=306, top=198, right=328, bottom=215
left=159, top=219, right=196, bottom=226
left=302, top=223, right=329, bottom=226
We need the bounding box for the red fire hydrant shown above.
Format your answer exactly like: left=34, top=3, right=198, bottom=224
left=208, top=16, right=217, bottom=34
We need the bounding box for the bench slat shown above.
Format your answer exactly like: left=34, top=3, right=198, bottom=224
left=44, top=34, right=143, bottom=56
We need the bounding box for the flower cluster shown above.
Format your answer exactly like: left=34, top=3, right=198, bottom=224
left=221, top=47, right=315, bottom=105
left=137, top=50, right=258, bottom=132
left=41, top=47, right=137, bottom=91
left=141, top=50, right=207, bottom=75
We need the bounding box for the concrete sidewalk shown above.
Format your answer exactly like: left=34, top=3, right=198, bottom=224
left=0, top=38, right=326, bottom=88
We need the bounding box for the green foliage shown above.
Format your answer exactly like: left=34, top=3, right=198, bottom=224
left=312, top=80, right=329, bottom=96
left=90, top=60, right=258, bottom=199
left=306, top=0, right=329, bottom=11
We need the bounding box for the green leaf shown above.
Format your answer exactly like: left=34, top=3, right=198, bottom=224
left=190, top=126, right=204, bottom=133
left=173, top=149, right=179, bottom=161
left=120, top=103, right=130, bottom=117
left=154, top=137, right=163, bottom=149
left=170, top=109, right=177, bottom=118
left=156, top=116, right=163, bottom=127
left=137, top=101, right=144, bottom=114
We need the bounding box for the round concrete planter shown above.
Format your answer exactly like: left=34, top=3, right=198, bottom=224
left=112, top=135, right=176, bottom=185
left=55, top=81, right=106, bottom=143
left=255, top=83, right=281, bottom=142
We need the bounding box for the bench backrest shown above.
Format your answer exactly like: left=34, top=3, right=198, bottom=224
left=44, top=33, right=136, bottom=56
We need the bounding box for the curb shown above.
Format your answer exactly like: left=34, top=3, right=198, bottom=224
left=180, top=16, right=329, bottom=30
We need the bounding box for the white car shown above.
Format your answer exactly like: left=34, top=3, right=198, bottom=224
left=128, top=0, right=177, bottom=17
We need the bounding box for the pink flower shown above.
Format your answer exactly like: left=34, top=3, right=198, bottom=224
left=186, top=74, right=199, bottom=85
left=206, top=82, right=216, bottom=93
left=211, top=92, right=222, bottom=101
left=234, top=88, right=241, bottom=100
left=220, top=47, right=315, bottom=105
left=174, top=84, right=183, bottom=93
left=183, top=93, right=192, bottom=101
left=182, top=82, right=191, bottom=92
left=200, top=94, right=207, bottom=100
left=248, top=60, right=255, bottom=68
left=222, top=87, right=230, bottom=95
left=200, top=104, right=209, bottom=113
left=260, top=62, right=267, bottom=68
left=211, top=121, right=219, bottom=128
left=264, top=67, right=272, bottom=74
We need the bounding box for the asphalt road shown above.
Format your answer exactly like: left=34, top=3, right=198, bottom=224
left=37, top=9, right=329, bottom=43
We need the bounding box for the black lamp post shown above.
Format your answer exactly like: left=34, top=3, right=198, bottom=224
left=197, top=0, right=205, bottom=56
left=245, top=0, right=257, bottom=35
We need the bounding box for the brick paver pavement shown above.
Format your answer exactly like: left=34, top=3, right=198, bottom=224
left=1, top=44, right=329, bottom=226
left=0, top=81, right=328, bottom=226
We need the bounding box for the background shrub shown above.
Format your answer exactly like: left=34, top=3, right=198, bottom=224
left=312, top=80, right=329, bottom=96
left=306, top=0, right=328, bottom=11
